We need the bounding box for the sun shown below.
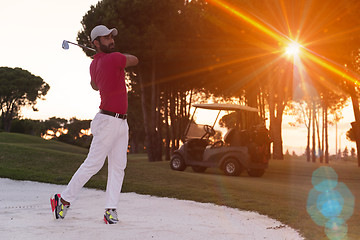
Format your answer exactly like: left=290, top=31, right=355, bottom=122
left=285, top=42, right=302, bottom=57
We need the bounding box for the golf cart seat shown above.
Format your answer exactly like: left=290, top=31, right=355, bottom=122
left=224, top=128, right=250, bottom=146
left=187, top=139, right=209, bottom=161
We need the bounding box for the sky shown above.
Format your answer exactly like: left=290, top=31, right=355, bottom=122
left=0, top=0, right=356, bottom=155
left=0, top=0, right=100, bottom=120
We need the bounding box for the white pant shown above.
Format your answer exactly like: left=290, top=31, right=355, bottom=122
left=61, top=112, right=128, bottom=209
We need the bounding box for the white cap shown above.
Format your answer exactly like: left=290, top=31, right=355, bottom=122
left=90, top=25, right=118, bottom=42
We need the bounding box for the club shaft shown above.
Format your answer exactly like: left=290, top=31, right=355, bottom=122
left=67, top=41, right=96, bottom=52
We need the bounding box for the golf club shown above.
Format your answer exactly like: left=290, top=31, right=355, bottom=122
left=62, top=40, right=96, bottom=52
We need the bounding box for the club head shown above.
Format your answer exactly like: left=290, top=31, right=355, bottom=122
left=62, top=40, right=69, bottom=50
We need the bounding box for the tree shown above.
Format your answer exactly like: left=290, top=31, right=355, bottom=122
left=343, top=146, right=349, bottom=159
left=308, top=0, right=360, bottom=167
left=76, top=0, right=360, bottom=164
left=127, top=82, right=145, bottom=153
left=287, top=100, right=312, bottom=162
left=351, top=147, right=356, bottom=158
left=348, top=50, right=360, bottom=166
left=77, top=0, right=213, bottom=161
left=10, top=118, right=46, bottom=136
left=347, top=127, right=356, bottom=142
left=321, top=92, right=347, bottom=163
left=66, top=118, right=91, bottom=139
left=43, top=117, right=68, bottom=136
left=285, top=149, right=290, bottom=156
left=347, top=129, right=358, bottom=159
left=0, top=67, right=49, bottom=132
left=45, top=117, right=93, bottom=148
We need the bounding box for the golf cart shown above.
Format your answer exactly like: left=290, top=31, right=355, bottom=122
left=170, top=103, right=271, bottom=177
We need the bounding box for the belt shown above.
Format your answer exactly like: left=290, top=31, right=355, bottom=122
left=99, top=109, right=127, bottom=119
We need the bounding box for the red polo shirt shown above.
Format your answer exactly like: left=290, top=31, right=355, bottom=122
left=90, top=52, right=127, bottom=114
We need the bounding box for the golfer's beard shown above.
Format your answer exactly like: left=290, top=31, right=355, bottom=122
left=100, top=42, right=115, bottom=53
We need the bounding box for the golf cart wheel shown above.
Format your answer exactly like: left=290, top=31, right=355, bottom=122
left=247, top=169, right=265, bottom=177
left=170, top=154, right=186, bottom=171
left=223, top=158, right=242, bottom=176
left=191, top=166, right=207, bottom=173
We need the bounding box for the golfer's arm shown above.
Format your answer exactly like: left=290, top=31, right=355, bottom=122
left=124, top=54, right=139, bottom=68
left=90, top=79, right=99, bottom=91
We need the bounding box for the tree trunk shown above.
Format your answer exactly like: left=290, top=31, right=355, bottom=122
left=312, top=101, right=316, bottom=163
left=187, top=89, right=193, bottom=119
left=129, top=137, right=138, bottom=154
left=271, top=117, right=283, bottom=159
left=306, top=106, right=311, bottom=162
left=170, top=90, right=177, bottom=151
left=316, top=108, right=322, bottom=163
left=2, top=102, right=16, bottom=132
left=176, top=92, right=181, bottom=148
left=179, top=91, right=184, bottom=143
left=149, top=55, right=162, bottom=162
left=246, top=87, right=259, bottom=125
left=324, top=104, right=329, bottom=164
left=321, top=106, right=325, bottom=163
left=138, top=72, right=151, bottom=158
left=164, top=93, right=171, bottom=160
left=138, top=65, right=162, bottom=162
left=268, top=77, right=285, bottom=160
left=3, top=117, right=12, bottom=132
left=258, top=89, right=266, bottom=121
left=350, top=91, right=360, bottom=167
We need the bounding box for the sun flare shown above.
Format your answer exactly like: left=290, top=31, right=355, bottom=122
left=285, top=42, right=301, bottom=57
left=207, top=0, right=360, bottom=86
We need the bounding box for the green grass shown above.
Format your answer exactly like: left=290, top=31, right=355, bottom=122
left=1, top=132, right=360, bottom=239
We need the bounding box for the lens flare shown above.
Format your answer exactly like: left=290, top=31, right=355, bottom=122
left=307, top=167, right=354, bottom=240
left=207, top=0, right=360, bottom=86
left=285, top=42, right=301, bottom=56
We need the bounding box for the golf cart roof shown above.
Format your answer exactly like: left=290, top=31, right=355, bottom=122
left=192, top=103, right=259, bottom=112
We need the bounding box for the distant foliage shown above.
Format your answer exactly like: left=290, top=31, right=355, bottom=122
left=8, top=117, right=92, bottom=148
left=0, top=67, right=49, bottom=132
left=8, top=117, right=141, bottom=152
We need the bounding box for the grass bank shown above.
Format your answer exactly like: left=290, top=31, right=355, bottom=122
left=1, top=132, right=360, bottom=239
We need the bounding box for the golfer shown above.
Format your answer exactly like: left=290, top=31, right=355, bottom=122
left=51, top=25, right=139, bottom=224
